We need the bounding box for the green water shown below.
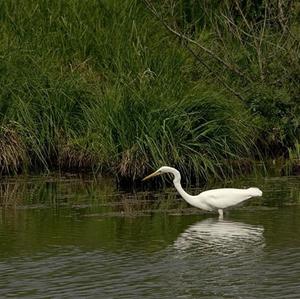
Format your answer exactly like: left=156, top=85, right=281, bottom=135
left=1, top=175, right=300, bottom=298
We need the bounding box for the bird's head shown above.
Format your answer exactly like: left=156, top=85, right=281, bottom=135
left=142, top=166, right=180, bottom=182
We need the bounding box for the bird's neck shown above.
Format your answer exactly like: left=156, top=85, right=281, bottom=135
left=169, top=167, right=198, bottom=207
left=174, top=181, right=197, bottom=207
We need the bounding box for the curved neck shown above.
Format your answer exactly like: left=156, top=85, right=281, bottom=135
left=169, top=169, right=196, bottom=207
left=174, top=181, right=193, bottom=202
left=174, top=180, right=205, bottom=209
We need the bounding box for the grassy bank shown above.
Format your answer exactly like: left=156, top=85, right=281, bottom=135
left=0, top=0, right=299, bottom=181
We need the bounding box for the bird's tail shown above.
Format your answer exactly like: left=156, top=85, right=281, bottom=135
left=247, top=187, right=263, bottom=197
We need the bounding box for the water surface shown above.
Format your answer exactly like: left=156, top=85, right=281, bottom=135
left=0, top=175, right=300, bottom=298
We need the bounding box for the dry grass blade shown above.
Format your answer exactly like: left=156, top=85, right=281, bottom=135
left=0, top=126, right=27, bottom=175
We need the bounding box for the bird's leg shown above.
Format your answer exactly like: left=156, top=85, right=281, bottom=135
left=218, top=209, right=224, bottom=219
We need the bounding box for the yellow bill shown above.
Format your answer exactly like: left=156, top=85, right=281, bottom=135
left=142, top=171, right=161, bottom=181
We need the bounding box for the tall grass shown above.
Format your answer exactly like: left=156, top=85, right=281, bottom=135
left=146, top=0, right=300, bottom=157
left=0, top=0, right=291, bottom=181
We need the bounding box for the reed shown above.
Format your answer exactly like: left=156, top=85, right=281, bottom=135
left=0, top=0, right=298, bottom=181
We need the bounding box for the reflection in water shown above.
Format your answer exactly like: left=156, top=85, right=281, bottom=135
left=168, top=217, right=300, bottom=299
left=173, top=218, right=265, bottom=256
left=1, top=176, right=300, bottom=298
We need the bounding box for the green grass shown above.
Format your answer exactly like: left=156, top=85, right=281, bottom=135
left=0, top=0, right=298, bottom=181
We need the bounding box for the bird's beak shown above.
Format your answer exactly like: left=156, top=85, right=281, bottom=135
left=142, top=171, right=161, bottom=181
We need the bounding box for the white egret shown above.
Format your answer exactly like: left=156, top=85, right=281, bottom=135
left=142, top=166, right=262, bottom=218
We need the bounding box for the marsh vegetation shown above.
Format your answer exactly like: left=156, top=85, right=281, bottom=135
left=0, top=0, right=299, bottom=181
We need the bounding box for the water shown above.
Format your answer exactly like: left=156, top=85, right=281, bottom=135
left=0, top=175, right=300, bottom=298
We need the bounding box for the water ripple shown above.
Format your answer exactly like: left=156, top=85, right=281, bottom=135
left=1, top=175, right=300, bottom=298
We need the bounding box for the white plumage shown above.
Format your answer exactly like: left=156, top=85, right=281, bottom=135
left=143, top=166, right=263, bottom=218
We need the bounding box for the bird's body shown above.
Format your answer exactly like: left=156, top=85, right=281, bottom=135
left=197, top=187, right=262, bottom=210
left=143, top=166, right=262, bottom=218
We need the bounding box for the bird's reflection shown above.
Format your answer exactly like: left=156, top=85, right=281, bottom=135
left=173, top=218, right=264, bottom=256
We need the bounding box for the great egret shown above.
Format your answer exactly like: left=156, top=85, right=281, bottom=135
left=142, top=166, right=262, bottom=218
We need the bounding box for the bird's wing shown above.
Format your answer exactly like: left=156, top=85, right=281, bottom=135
left=200, top=188, right=254, bottom=209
